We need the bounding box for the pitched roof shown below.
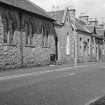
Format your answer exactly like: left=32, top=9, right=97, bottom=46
left=0, top=0, right=53, bottom=20
left=75, top=18, right=91, bottom=33
left=76, top=19, right=87, bottom=26
left=48, top=10, right=65, bottom=23
left=85, top=25, right=95, bottom=33
left=48, top=9, right=91, bottom=34
left=96, top=29, right=105, bottom=38
left=86, top=25, right=105, bottom=39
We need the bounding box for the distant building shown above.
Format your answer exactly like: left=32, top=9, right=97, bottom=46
left=79, top=15, right=89, bottom=24
left=80, top=15, right=105, bottom=62
left=48, top=8, right=93, bottom=64
left=48, top=8, right=74, bottom=63
left=88, top=18, right=98, bottom=26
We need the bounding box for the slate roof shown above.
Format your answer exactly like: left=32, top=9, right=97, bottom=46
left=86, top=25, right=95, bottom=33
left=86, top=25, right=105, bottom=39
left=48, top=10, right=65, bottom=23
left=76, top=18, right=86, bottom=26
left=48, top=10, right=91, bottom=33
left=75, top=18, right=91, bottom=33
left=0, top=0, right=53, bottom=20
left=96, top=29, right=105, bottom=39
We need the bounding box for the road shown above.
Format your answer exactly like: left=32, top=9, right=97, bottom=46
left=0, top=63, right=105, bottom=105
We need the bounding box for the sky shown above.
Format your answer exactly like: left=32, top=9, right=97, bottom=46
left=30, top=0, right=105, bottom=23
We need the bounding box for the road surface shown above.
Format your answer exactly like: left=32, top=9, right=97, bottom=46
left=0, top=63, right=105, bottom=105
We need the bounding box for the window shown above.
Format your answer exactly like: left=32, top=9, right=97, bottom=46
left=66, top=32, right=70, bottom=55
left=2, top=9, right=18, bottom=45
left=42, top=27, right=48, bottom=48
left=80, top=38, right=82, bottom=45
left=25, top=23, right=33, bottom=46
left=93, top=47, right=95, bottom=56
left=42, top=35, right=48, bottom=47
left=80, top=45, right=82, bottom=56
left=66, top=17, right=69, bottom=22
left=88, top=39, right=90, bottom=54
left=3, top=28, right=8, bottom=43
left=3, top=21, right=14, bottom=44
left=80, top=38, right=82, bottom=42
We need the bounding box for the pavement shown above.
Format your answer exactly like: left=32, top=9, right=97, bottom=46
left=0, top=62, right=105, bottom=105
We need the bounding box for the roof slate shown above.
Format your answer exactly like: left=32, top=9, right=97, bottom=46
left=85, top=25, right=95, bottom=33
left=86, top=25, right=105, bottom=39
left=96, top=29, right=105, bottom=38
left=76, top=19, right=87, bottom=26
left=0, top=0, right=53, bottom=20
left=48, top=10, right=91, bottom=33
left=75, top=18, right=90, bottom=33
left=48, top=10, right=65, bottom=23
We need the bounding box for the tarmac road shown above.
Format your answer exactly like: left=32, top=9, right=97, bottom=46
left=0, top=63, right=105, bottom=105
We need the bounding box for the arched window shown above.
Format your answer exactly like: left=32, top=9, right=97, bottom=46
left=42, top=26, right=48, bottom=47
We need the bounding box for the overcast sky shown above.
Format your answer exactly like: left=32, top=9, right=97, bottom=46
left=30, top=0, right=105, bottom=23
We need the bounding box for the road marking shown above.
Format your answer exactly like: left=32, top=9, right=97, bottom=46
left=68, top=73, right=76, bottom=76
left=63, top=73, right=76, bottom=78
left=85, top=96, right=101, bottom=105
left=0, top=63, right=97, bottom=81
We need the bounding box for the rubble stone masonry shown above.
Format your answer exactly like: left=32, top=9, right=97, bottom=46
left=0, top=6, right=56, bottom=69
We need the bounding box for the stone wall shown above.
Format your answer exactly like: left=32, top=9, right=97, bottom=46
left=0, top=6, right=56, bottom=69
left=55, top=12, right=74, bottom=64
left=0, top=30, right=21, bottom=69
left=77, top=31, right=96, bottom=62
left=23, top=33, right=55, bottom=67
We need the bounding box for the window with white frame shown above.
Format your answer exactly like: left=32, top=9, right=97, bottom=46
left=66, top=32, right=70, bottom=55
left=42, top=26, right=48, bottom=47
left=3, top=20, right=14, bottom=44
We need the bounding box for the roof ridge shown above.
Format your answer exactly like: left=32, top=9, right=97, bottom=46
left=48, top=10, right=64, bottom=13
left=27, top=0, right=51, bottom=18
left=27, top=0, right=46, bottom=12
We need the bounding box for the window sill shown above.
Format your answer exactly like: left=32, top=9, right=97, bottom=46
left=25, top=45, right=36, bottom=48
left=3, top=43, right=17, bottom=47
left=42, top=46, right=50, bottom=48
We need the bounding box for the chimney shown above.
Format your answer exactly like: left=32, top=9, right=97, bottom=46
left=79, top=15, right=89, bottom=24
left=88, top=18, right=98, bottom=26
left=68, top=8, right=76, bottom=18
left=99, top=24, right=104, bottom=29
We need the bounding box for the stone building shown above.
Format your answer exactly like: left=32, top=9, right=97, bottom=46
left=48, top=8, right=92, bottom=64
left=80, top=15, right=105, bottom=62
left=95, top=29, right=105, bottom=61
left=0, top=0, right=57, bottom=69
left=48, top=8, right=74, bottom=64
left=74, top=19, right=92, bottom=62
